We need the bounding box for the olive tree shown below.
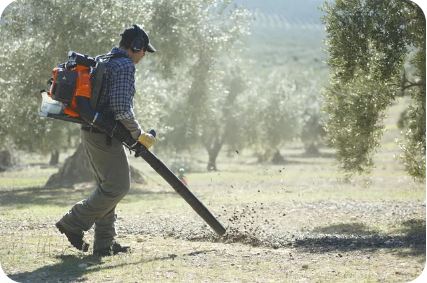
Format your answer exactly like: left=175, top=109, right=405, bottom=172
left=147, top=1, right=251, bottom=171
left=242, top=71, right=301, bottom=162
left=1, top=0, right=251, bottom=178
left=199, top=64, right=248, bottom=170
left=322, top=0, right=425, bottom=178
left=0, top=0, right=153, bottom=184
left=0, top=0, right=149, bottom=159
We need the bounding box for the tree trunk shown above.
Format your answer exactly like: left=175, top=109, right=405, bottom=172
left=271, top=149, right=285, bottom=164
left=304, top=143, right=320, bottom=156
left=207, top=152, right=217, bottom=171
left=49, top=150, right=60, bottom=166
left=257, top=148, right=273, bottom=163
left=206, top=141, right=223, bottom=171
left=45, top=143, right=145, bottom=188
left=0, top=150, right=14, bottom=172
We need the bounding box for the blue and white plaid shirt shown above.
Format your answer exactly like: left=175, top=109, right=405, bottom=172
left=101, top=47, right=136, bottom=120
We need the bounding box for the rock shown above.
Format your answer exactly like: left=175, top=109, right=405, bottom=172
left=136, top=237, right=144, bottom=242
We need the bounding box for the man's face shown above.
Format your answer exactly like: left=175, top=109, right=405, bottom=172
left=131, top=49, right=146, bottom=64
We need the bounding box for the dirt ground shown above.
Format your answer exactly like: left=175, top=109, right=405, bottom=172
left=0, top=101, right=425, bottom=282
left=0, top=146, right=425, bottom=282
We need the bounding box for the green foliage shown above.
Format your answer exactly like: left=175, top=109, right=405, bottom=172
left=153, top=1, right=251, bottom=154
left=0, top=0, right=146, bottom=153
left=324, top=74, right=392, bottom=172
left=0, top=0, right=249, bottom=158
left=242, top=71, right=301, bottom=160
left=301, top=113, right=325, bottom=154
left=198, top=63, right=248, bottom=170
left=323, top=0, right=425, bottom=178
left=399, top=48, right=426, bottom=178
left=0, top=0, right=325, bottom=171
left=325, top=0, right=409, bottom=82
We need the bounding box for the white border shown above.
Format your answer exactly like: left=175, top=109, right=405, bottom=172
left=1, top=0, right=21, bottom=276
left=0, top=0, right=425, bottom=282
left=0, top=1, right=19, bottom=279
left=410, top=0, right=427, bottom=283
left=0, top=0, right=15, bottom=19
left=0, top=264, right=17, bottom=283
left=409, top=0, right=427, bottom=282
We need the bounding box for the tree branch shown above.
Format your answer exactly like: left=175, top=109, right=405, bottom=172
left=402, top=82, right=425, bottom=91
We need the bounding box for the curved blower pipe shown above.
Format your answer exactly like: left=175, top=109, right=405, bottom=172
left=115, top=125, right=226, bottom=236
left=79, top=102, right=226, bottom=236
left=135, top=133, right=227, bottom=236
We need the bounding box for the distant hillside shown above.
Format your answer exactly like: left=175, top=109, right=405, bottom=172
left=233, top=0, right=328, bottom=75
left=234, top=0, right=324, bottom=28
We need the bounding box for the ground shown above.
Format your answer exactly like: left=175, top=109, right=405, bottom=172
left=0, top=100, right=425, bottom=282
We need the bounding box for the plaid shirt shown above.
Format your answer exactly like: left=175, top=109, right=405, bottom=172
left=100, top=47, right=136, bottom=120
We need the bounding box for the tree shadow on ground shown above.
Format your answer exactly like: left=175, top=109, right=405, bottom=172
left=7, top=254, right=102, bottom=283
left=247, top=159, right=318, bottom=166
left=0, top=186, right=176, bottom=207
left=287, top=151, right=337, bottom=159
left=293, top=220, right=425, bottom=257
left=7, top=250, right=216, bottom=282
left=311, top=222, right=378, bottom=236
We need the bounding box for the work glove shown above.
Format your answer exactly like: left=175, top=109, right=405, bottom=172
left=138, top=131, right=156, bottom=149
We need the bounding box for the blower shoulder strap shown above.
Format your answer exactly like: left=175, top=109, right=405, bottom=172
left=90, top=52, right=128, bottom=110
left=95, top=52, right=128, bottom=62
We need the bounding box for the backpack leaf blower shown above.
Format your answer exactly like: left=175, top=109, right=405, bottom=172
left=40, top=51, right=226, bottom=236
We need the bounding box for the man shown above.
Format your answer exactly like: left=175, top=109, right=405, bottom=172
left=56, top=24, right=156, bottom=256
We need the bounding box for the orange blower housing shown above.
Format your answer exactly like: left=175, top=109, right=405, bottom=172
left=44, top=51, right=121, bottom=124
left=49, top=64, right=92, bottom=118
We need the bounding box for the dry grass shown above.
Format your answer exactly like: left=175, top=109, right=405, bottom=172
left=0, top=98, right=425, bottom=282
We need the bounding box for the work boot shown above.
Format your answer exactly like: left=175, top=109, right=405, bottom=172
left=55, top=222, right=89, bottom=252
left=93, top=241, right=131, bottom=257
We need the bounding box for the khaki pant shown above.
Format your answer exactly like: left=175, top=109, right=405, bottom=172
left=58, top=130, right=130, bottom=251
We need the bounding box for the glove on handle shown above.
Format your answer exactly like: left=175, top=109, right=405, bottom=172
left=138, top=129, right=156, bottom=149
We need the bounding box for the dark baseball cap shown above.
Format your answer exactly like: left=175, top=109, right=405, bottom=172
left=121, top=24, right=156, bottom=53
